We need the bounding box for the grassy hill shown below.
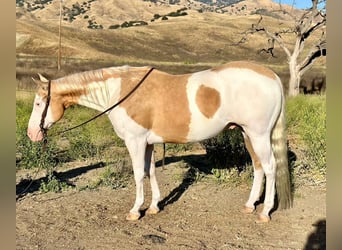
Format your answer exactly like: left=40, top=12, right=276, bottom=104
left=16, top=0, right=325, bottom=90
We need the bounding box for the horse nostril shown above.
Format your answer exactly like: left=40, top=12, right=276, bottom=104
left=27, top=130, right=33, bottom=139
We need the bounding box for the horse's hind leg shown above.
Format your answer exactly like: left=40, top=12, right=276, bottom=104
left=247, top=132, right=276, bottom=223
left=242, top=132, right=264, bottom=214
left=125, top=137, right=147, bottom=221
left=144, top=144, right=161, bottom=215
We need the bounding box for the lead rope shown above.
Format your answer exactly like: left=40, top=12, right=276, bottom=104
left=162, top=143, right=166, bottom=169
left=40, top=80, right=52, bottom=148
left=17, top=80, right=52, bottom=201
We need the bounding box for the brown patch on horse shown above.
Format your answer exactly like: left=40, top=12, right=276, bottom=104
left=195, top=85, right=221, bottom=118
left=212, top=61, right=277, bottom=80
left=118, top=68, right=191, bottom=143
left=243, top=135, right=262, bottom=170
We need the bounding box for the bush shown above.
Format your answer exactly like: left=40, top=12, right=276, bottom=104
left=109, top=24, right=120, bottom=29
left=252, top=8, right=281, bottom=19
left=200, top=128, right=250, bottom=170
left=200, top=127, right=253, bottom=185
left=153, top=14, right=161, bottom=20
left=67, top=133, right=99, bottom=160
left=286, top=95, right=326, bottom=184
left=39, top=174, right=70, bottom=193
left=87, top=160, right=132, bottom=190
left=16, top=97, right=59, bottom=170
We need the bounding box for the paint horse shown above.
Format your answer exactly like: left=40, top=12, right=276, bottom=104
left=27, top=61, right=292, bottom=223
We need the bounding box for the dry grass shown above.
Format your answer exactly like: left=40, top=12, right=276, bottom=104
left=17, top=5, right=297, bottom=64
left=16, top=1, right=325, bottom=90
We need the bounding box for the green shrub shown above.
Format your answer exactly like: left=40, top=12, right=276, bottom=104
left=200, top=128, right=250, bottom=170
left=252, top=8, right=281, bottom=19
left=16, top=97, right=59, bottom=170
left=84, top=159, right=132, bottom=190
left=153, top=14, right=161, bottom=20
left=39, top=174, right=70, bottom=193
left=286, top=95, right=326, bottom=184
left=67, top=132, right=99, bottom=160
left=211, top=165, right=253, bottom=186
left=16, top=135, right=59, bottom=170
left=200, top=128, right=253, bottom=184
left=165, top=143, right=193, bottom=154
left=109, top=24, right=120, bottom=29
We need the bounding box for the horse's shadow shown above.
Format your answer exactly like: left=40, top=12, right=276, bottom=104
left=155, top=153, right=211, bottom=210
left=155, top=147, right=297, bottom=214
left=17, top=148, right=297, bottom=216
left=16, top=162, right=105, bottom=201
left=304, top=219, right=326, bottom=250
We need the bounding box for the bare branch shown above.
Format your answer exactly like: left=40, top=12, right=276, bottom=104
left=252, top=19, right=292, bottom=58
left=233, top=0, right=326, bottom=96
left=230, top=16, right=263, bottom=46
left=299, top=31, right=326, bottom=74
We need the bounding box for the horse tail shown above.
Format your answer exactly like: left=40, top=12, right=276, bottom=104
left=271, top=86, right=293, bottom=209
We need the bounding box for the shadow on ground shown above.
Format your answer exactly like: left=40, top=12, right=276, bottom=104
left=17, top=147, right=297, bottom=217
left=304, top=219, right=326, bottom=250
left=16, top=162, right=105, bottom=200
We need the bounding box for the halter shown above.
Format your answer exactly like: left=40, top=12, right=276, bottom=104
left=39, top=80, right=51, bottom=145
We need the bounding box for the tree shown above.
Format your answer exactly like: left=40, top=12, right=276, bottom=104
left=237, top=0, right=326, bottom=96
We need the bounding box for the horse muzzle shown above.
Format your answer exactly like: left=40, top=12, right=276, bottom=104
left=27, top=127, right=44, bottom=142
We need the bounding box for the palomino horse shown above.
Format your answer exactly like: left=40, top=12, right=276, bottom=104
left=27, top=61, right=292, bottom=223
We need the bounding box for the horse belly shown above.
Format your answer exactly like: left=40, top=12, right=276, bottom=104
left=186, top=113, right=227, bottom=142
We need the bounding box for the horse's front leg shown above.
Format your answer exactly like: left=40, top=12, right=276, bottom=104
left=125, top=137, right=147, bottom=221
left=144, top=144, right=161, bottom=215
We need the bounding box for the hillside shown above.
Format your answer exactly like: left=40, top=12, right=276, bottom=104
left=16, top=0, right=326, bottom=89
left=16, top=0, right=302, bottom=63
left=16, top=0, right=301, bottom=29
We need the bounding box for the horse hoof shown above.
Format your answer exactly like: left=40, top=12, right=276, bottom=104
left=255, top=214, right=270, bottom=223
left=126, top=212, right=140, bottom=221
left=241, top=206, right=255, bottom=214
left=146, top=206, right=160, bottom=215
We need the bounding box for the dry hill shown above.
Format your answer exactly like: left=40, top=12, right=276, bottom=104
left=16, top=0, right=301, bottom=62
left=16, top=0, right=325, bottom=88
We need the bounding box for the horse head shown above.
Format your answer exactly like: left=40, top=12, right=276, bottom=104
left=27, top=74, right=65, bottom=142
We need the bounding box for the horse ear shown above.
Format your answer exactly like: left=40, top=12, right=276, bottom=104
left=37, top=73, right=49, bottom=83
left=32, top=74, right=49, bottom=90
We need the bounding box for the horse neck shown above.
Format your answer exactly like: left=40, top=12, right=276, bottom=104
left=52, top=69, right=121, bottom=112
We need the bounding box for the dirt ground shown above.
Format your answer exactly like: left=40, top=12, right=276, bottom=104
left=16, top=149, right=326, bottom=250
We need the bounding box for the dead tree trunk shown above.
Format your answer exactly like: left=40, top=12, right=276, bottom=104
left=236, top=0, right=326, bottom=96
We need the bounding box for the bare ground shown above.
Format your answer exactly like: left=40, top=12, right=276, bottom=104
left=16, top=149, right=326, bottom=250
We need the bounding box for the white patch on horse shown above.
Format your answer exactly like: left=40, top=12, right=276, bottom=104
left=186, top=71, right=226, bottom=142
left=78, top=78, right=122, bottom=112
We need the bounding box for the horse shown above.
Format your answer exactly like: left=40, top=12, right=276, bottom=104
left=27, top=61, right=292, bottom=223
left=300, top=75, right=326, bottom=94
